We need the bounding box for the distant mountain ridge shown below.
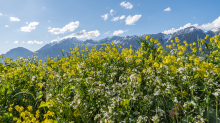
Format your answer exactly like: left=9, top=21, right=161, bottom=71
left=1, top=26, right=220, bottom=63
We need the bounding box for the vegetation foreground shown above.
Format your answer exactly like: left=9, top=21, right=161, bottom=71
left=0, top=34, right=220, bottom=123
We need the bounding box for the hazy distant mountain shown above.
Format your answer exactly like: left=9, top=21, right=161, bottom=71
left=1, top=26, right=218, bottom=64
left=0, top=47, right=33, bottom=63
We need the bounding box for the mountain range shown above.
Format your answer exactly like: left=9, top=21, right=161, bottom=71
left=1, top=26, right=220, bottom=64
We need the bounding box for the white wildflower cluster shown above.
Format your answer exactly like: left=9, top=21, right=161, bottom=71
left=155, top=107, right=165, bottom=117
left=176, top=67, right=188, bottom=74
left=170, top=49, right=178, bottom=55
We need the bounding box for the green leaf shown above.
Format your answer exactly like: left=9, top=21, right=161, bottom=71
left=121, top=99, right=130, bottom=110
left=36, top=92, right=43, bottom=99
left=39, top=102, right=53, bottom=108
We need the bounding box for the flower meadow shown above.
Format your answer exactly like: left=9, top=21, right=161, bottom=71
left=0, top=34, right=220, bottom=123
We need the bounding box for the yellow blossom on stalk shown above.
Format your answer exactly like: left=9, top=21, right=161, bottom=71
left=169, top=45, right=172, bottom=49
left=157, top=43, right=161, bottom=46
left=201, top=39, right=205, bottom=45
left=199, top=48, right=203, bottom=51
left=212, top=50, right=217, bottom=55
left=146, top=35, right=150, bottom=39
left=193, top=42, right=196, bottom=46
left=153, top=62, right=159, bottom=68
left=150, top=38, right=154, bottom=42
left=141, top=42, right=144, bottom=47
left=171, top=40, right=174, bottom=43
left=178, top=51, right=183, bottom=56
left=27, top=106, right=33, bottom=112
left=173, top=43, right=176, bottom=47
left=154, top=39, right=158, bottom=43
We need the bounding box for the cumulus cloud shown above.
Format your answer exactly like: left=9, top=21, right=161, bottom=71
left=125, top=15, right=142, bottom=25
left=61, top=30, right=100, bottom=40
left=0, top=13, right=2, bottom=16
left=48, top=21, right=79, bottom=35
left=120, top=15, right=126, bottom=20
left=27, top=40, right=43, bottom=44
left=5, top=25, right=9, bottom=27
left=110, top=9, right=116, bottom=16
left=111, top=17, right=120, bottom=22
left=120, top=1, right=133, bottom=9
left=14, top=41, right=19, bottom=44
left=10, top=17, right=20, bottom=21
left=48, top=26, right=51, bottom=29
left=164, top=7, right=171, bottom=12
left=101, top=13, right=108, bottom=21
left=20, top=22, right=39, bottom=32
left=22, top=41, right=25, bottom=43
left=163, top=16, right=220, bottom=34
left=113, top=29, right=128, bottom=35
left=26, top=22, right=28, bottom=24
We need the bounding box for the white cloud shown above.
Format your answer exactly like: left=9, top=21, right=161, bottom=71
left=111, top=17, right=120, bottom=22
left=26, top=22, right=28, bottom=24
left=125, top=15, right=142, bottom=25
left=194, top=17, right=196, bottom=18
left=111, top=15, right=126, bottom=22
left=6, top=41, right=8, bottom=43
left=10, top=17, right=20, bottom=21
left=101, top=13, right=108, bottom=21
left=48, top=20, right=50, bottom=22
left=105, top=31, right=110, bottom=34
left=5, top=25, right=9, bottom=27
left=42, top=7, right=45, bottom=9
left=110, top=9, right=116, bottom=16
left=163, top=16, right=220, bottom=34
left=61, top=30, right=100, bottom=39
left=120, top=15, right=126, bottom=20
left=27, top=40, right=43, bottom=44
left=0, top=13, right=2, bottom=16
left=14, top=41, right=19, bottom=44
left=120, top=1, right=133, bottom=9
left=164, top=7, right=171, bottom=12
left=48, top=26, right=51, bottom=29
left=113, top=29, right=128, bottom=35
left=22, top=41, right=25, bottom=43
left=20, top=22, right=39, bottom=32
left=51, top=30, right=100, bottom=43
left=48, top=21, right=79, bottom=35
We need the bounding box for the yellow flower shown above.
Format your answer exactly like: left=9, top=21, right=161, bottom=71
left=157, top=43, right=161, bottom=46
left=13, top=117, right=18, bottom=121
left=193, top=42, right=196, bottom=46
left=171, top=40, right=174, bottom=43
left=21, top=112, right=26, bottom=117
left=28, top=106, right=33, bottom=112
left=146, top=35, right=150, bottom=39
left=8, top=107, right=13, bottom=112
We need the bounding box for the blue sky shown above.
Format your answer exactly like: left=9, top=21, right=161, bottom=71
left=1, top=0, right=220, bottom=55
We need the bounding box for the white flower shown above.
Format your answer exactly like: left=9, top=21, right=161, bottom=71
left=212, top=92, right=219, bottom=97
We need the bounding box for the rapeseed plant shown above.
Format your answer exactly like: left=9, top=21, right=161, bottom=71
left=1, top=33, right=220, bottom=122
